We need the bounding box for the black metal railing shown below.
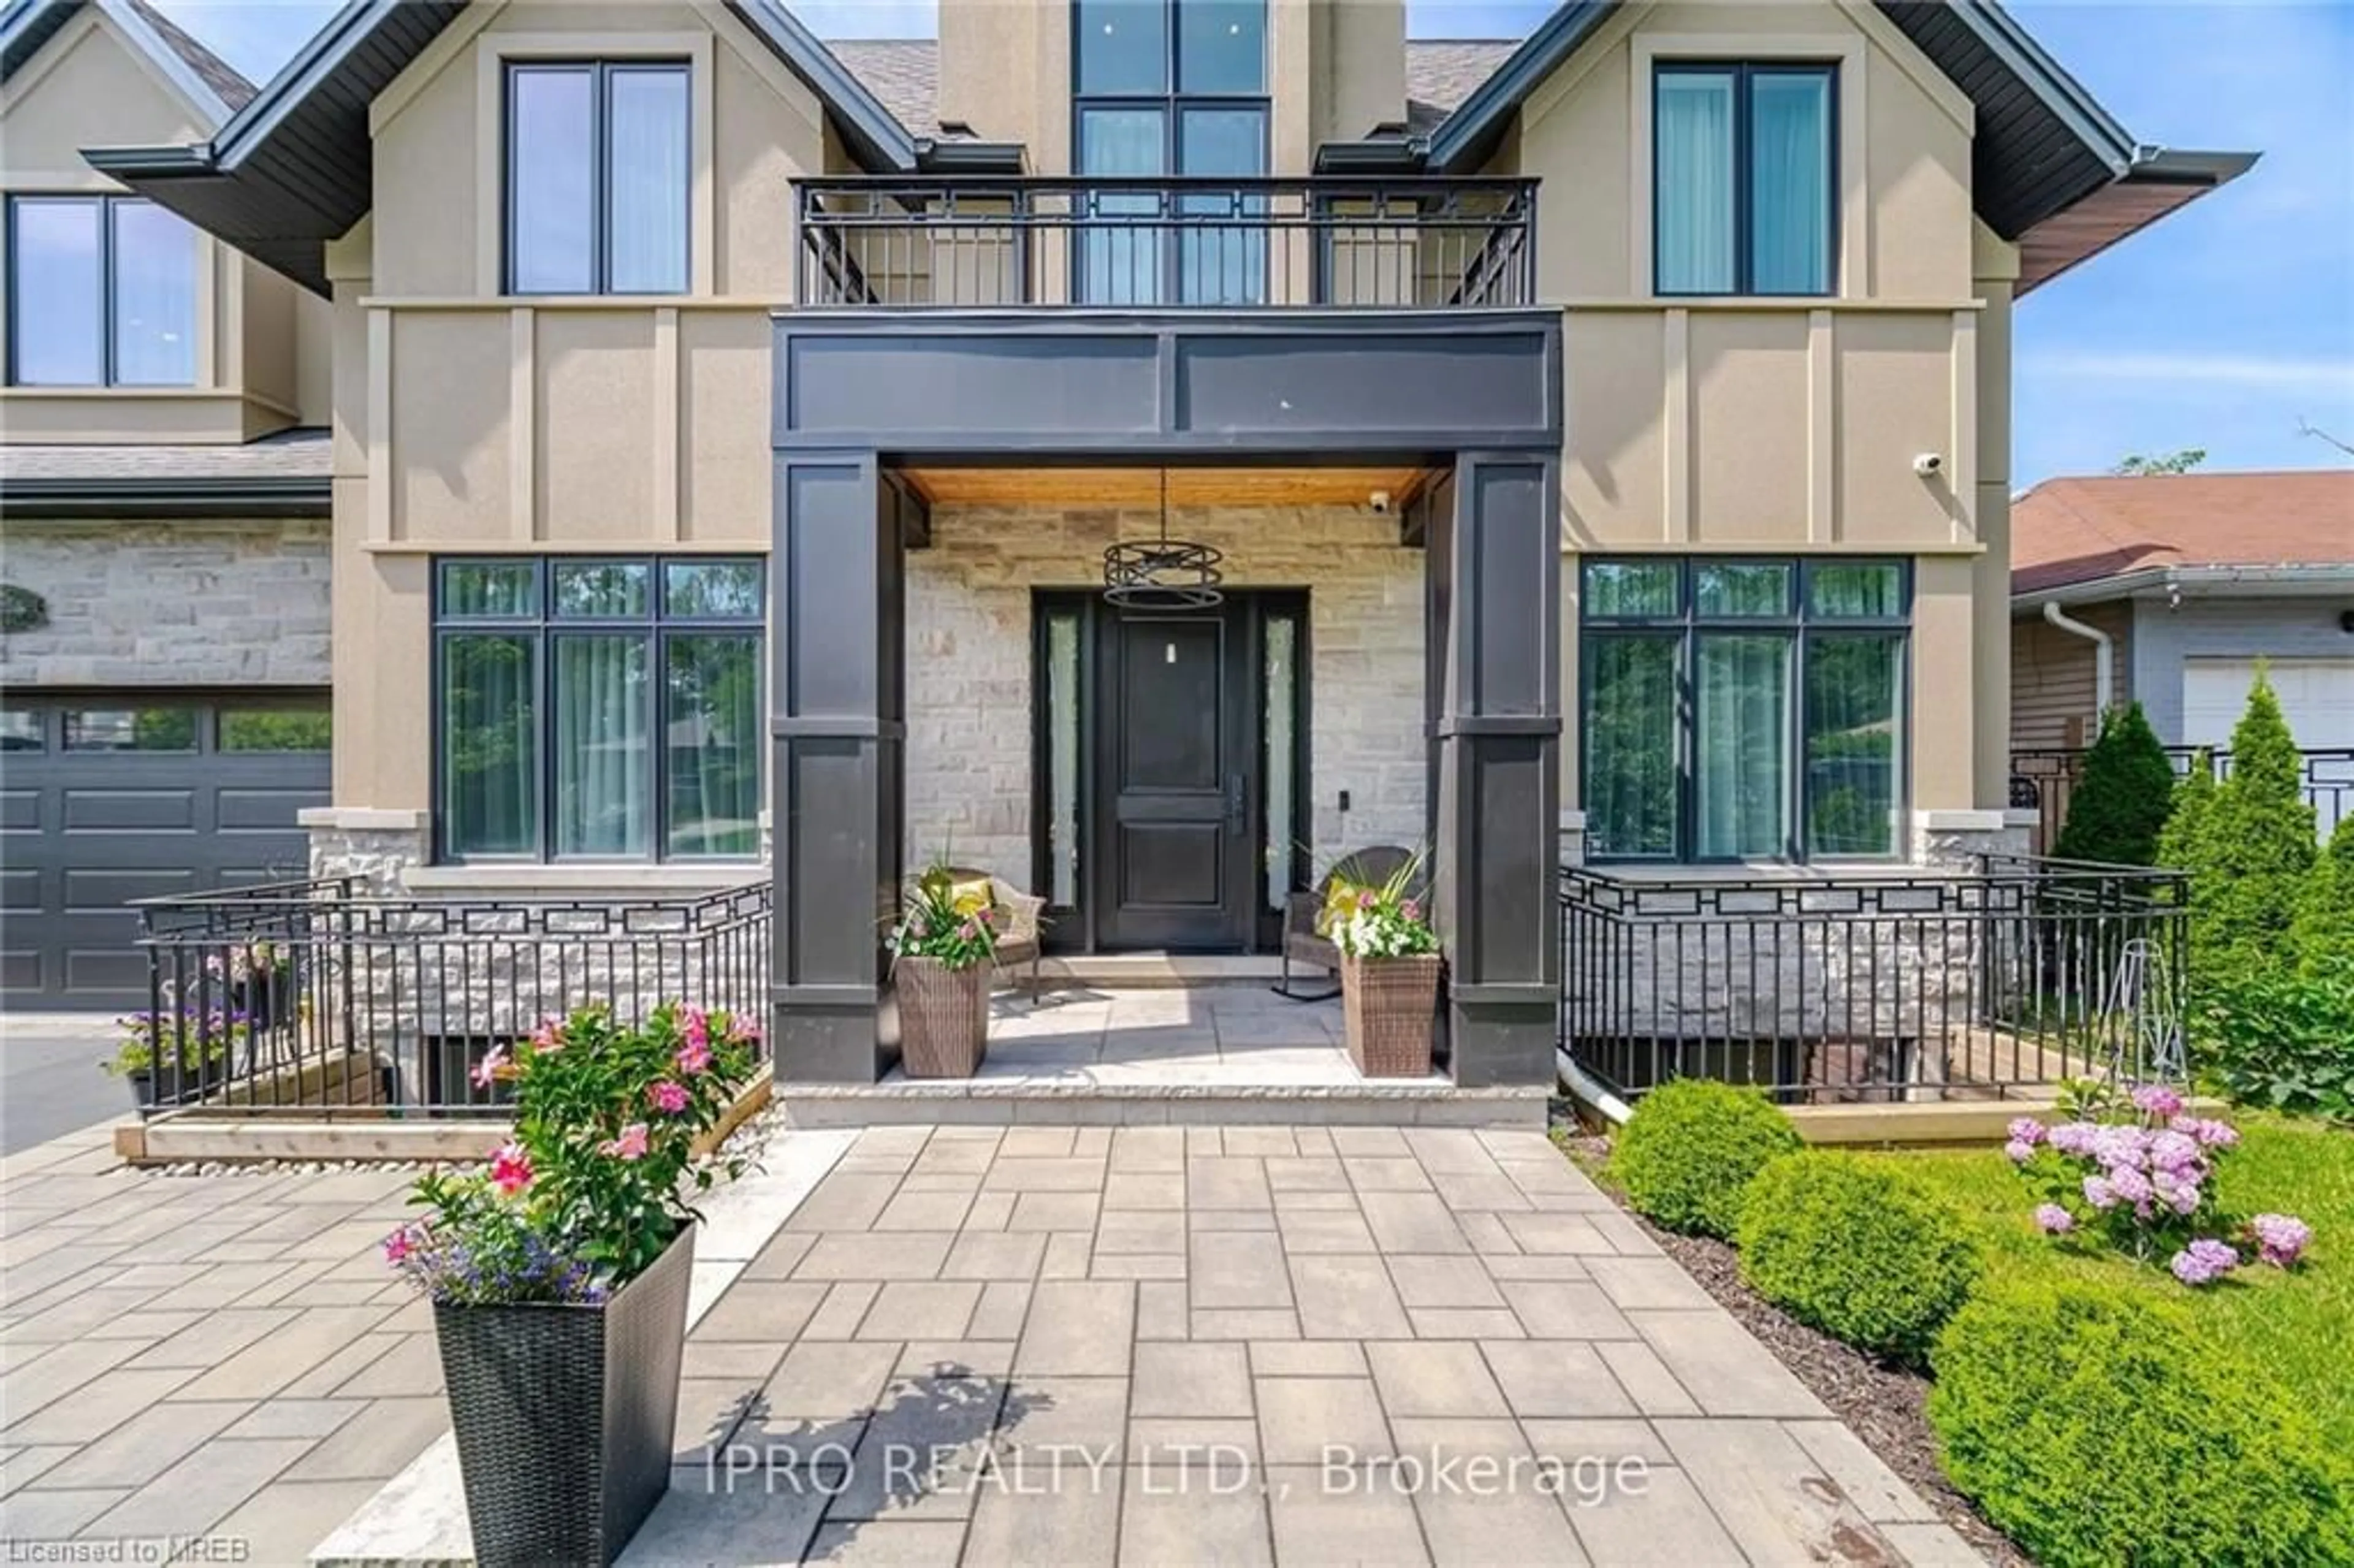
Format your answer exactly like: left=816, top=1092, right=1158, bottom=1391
left=797, top=175, right=1539, bottom=309
left=1559, top=855, right=2189, bottom=1105
left=2010, top=745, right=2353, bottom=851
left=132, top=878, right=771, bottom=1119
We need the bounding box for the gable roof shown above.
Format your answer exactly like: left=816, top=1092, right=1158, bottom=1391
left=1, top=0, right=256, bottom=124
left=823, top=37, right=1516, bottom=139
left=2011, top=470, right=2354, bottom=598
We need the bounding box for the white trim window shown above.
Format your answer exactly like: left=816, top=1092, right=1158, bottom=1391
left=4, top=195, right=197, bottom=386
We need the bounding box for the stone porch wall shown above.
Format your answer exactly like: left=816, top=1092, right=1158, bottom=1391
left=906, top=503, right=1427, bottom=891
left=0, top=519, right=331, bottom=687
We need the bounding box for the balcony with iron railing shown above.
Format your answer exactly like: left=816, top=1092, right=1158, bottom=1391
left=796, top=175, right=1539, bottom=310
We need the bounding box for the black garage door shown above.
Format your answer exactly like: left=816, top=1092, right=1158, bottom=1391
left=0, top=695, right=331, bottom=1010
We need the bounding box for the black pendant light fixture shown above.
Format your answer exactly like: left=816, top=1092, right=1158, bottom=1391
left=1103, top=468, right=1222, bottom=610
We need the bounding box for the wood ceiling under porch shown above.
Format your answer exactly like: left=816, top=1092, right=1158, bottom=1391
left=894, top=464, right=1445, bottom=512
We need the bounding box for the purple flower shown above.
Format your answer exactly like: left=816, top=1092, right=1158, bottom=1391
left=2091, top=1125, right=2150, bottom=1171
left=2083, top=1175, right=2119, bottom=1211
left=2048, top=1121, right=2101, bottom=1157
left=2250, top=1214, right=2311, bottom=1269
left=2147, top=1130, right=2203, bottom=1176
left=2168, top=1238, right=2239, bottom=1287
left=2006, top=1117, right=2047, bottom=1147
left=2130, top=1083, right=2185, bottom=1122
left=2033, top=1203, right=2075, bottom=1236
left=2106, top=1164, right=2154, bottom=1207
left=2191, top=1118, right=2241, bottom=1150
left=2003, top=1139, right=2037, bottom=1165
left=2152, top=1169, right=2203, bottom=1217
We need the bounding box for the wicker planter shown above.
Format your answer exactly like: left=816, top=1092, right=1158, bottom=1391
left=435, top=1224, right=695, bottom=1568
left=1339, top=952, right=1442, bottom=1078
left=897, top=956, right=989, bottom=1078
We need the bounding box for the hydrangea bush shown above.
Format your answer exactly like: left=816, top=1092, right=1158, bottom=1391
left=386, top=1003, right=760, bottom=1304
left=2007, top=1082, right=2312, bottom=1287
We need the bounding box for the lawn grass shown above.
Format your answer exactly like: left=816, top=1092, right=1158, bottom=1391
left=1879, top=1113, right=2354, bottom=1450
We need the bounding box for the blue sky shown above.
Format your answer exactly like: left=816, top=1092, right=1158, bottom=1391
left=156, top=1, right=2353, bottom=485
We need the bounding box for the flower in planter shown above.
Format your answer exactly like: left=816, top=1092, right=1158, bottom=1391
left=1327, top=851, right=1438, bottom=961
left=471, top=1045, right=511, bottom=1089
left=887, top=861, right=1004, bottom=972
left=387, top=1003, right=760, bottom=1303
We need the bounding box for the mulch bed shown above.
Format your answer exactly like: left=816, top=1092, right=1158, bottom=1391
left=1553, top=1131, right=2030, bottom=1567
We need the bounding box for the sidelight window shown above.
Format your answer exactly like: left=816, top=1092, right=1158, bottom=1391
left=1582, top=558, right=1906, bottom=861
left=434, top=558, right=762, bottom=862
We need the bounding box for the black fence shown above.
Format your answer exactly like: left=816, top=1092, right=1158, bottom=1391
left=1559, top=855, right=2189, bottom=1104
left=131, top=878, right=771, bottom=1119
left=798, top=175, right=1539, bottom=309
left=2011, top=745, right=2353, bottom=851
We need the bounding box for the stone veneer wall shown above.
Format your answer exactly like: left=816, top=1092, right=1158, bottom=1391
left=906, top=503, right=1427, bottom=890
left=0, top=520, right=331, bottom=687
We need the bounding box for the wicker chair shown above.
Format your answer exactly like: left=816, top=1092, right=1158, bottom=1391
left=1274, top=845, right=1417, bottom=1002
left=943, top=867, right=1046, bottom=997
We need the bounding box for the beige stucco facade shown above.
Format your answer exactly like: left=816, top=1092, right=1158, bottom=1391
left=0, top=7, right=330, bottom=442
left=294, top=0, right=2028, bottom=886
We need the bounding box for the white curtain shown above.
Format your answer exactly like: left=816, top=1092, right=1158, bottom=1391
left=608, top=67, right=689, bottom=293
left=510, top=67, right=594, bottom=292
left=555, top=636, right=650, bottom=856
left=1080, top=107, right=1167, bottom=304
left=1697, top=635, right=1791, bottom=858
left=1751, top=73, right=1831, bottom=293
left=1656, top=73, right=1735, bottom=292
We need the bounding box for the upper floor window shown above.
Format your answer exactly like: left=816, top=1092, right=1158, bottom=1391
left=1073, top=0, right=1268, bottom=305
left=506, top=61, right=689, bottom=295
left=5, top=196, right=196, bottom=386
left=1655, top=64, right=1835, bottom=296
left=435, top=557, right=762, bottom=863
left=1582, top=558, right=1908, bottom=862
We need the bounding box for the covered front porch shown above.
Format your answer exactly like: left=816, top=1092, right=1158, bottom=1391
left=769, top=309, right=1565, bottom=1091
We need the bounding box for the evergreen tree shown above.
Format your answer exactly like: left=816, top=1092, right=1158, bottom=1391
left=2155, top=752, right=2216, bottom=876
left=2182, top=669, right=2315, bottom=980
left=2291, top=813, right=2354, bottom=977
left=2053, top=701, right=2176, bottom=867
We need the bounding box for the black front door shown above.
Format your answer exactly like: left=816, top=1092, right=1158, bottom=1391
left=1095, top=603, right=1254, bottom=950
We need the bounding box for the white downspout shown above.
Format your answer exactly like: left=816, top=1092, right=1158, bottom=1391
left=1558, top=1050, right=1634, bottom=1126
left=2043, top=600, right=2114, bottom=720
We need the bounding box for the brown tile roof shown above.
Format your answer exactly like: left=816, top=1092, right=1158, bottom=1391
left=824, top=37, right=1516, bottom=139
left=124, top=0, right=255, bottom=111
left=2011, top=470, right=2354, bottom=596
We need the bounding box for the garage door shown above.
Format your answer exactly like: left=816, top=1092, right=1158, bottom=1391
left=0, top=696, right=331, bottom=1010
left=2182, top=658, right=2354, bottom=750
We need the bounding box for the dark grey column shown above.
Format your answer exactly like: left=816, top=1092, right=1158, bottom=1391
left=1429, top=454, right=1562, bottom=1088
left=770, top=452, right=905, bottom=1083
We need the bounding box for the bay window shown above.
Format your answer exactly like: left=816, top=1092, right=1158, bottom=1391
left=6, top=195, right=197, bottom=386
left=1655, top=63, right=1835, bottom=295
left=435, top=558, right=761, bottom=862
left=1582, top=558, right=1907, bottom=861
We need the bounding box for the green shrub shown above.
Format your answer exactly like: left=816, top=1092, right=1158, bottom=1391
left=2178, top=669, right=2317, bottom=983
left=1736, top=1152, right=1979, bottom=1364
left=1929, top=1281, right=2354, bottom=1568
left=2155, top=750, right=2216, bottom=876
left=2192, top=967, right=2354, bottom=1120
left=1610, top=1079, right=1800, bottom=1238
left=2054, top=701, right=2177, bottom=868
left=2293, top=813, right=2354, bottom=978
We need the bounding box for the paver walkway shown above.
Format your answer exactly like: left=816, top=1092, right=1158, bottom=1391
left=633, top=1125, right=1983, bottom=1566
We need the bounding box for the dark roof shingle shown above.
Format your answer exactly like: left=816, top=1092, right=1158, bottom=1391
left=124, top=0, right=254, bottom=110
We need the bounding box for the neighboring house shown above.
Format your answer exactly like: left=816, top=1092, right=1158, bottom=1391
left=2011, top=470, right=2354, bottom=752
left=2, top=0, right=2246, bottom=1084
left=0, top=0, right=334, bottom=1008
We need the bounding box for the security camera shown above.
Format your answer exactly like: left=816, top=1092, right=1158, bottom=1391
left=1912, top=452, right=1945, bottom=478
left=1368, top=490, right=1394, bottom=516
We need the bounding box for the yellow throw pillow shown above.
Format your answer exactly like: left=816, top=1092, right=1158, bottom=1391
left=948, top=876, right=996, bottom=919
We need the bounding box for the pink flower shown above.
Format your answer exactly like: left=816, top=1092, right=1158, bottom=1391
left=2130, top=1083, right=2185, bottom=1122
left=682, top=1009, right=711, bottom=1050
left=2003, top=1139, right=2037, bottom=1165
left=600, top=1123, right=650, bottom=1162
left=2148, top=1130, right=2203, bottom=1176
left=2047, top=1121, right=2100, bottom=1157
left=676, top=1035, right=713, bottom=1075
left=2033, top=1203, right=2074, bottom=1236
left=530, top=1016, right=565, bottom=1054
left=2250, top=1213, right=2311, bottom=1269
left=649, top=1079, right=690, bottom=1115
left=2006, top=1117, right=2046, bottom=1147
left=489, top=1140, right=533, bottom=1195
left=724, top=1013, right=761, bottom=1046
left=2082, top=1175, right=2118, bottom=1211
left=1401, top=899, right=1420, bottom=921
left=383, top=1227, right=419, bottom=1265
left=469, top=1045, right=509, bottom=1089
left=2106, top=1165, right=2154, bottom=1207
left=959, top=920, right=980, bottom=942
left=2169, top=1238, right=2238, bottom=1287
left=1357, top=889, right=1376, bottom=910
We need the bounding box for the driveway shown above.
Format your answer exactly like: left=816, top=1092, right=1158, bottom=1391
left=1, top=1013, right=130, bottom=1155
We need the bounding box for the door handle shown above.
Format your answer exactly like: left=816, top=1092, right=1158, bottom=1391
left=1225, top=774, right=1247, bottom=831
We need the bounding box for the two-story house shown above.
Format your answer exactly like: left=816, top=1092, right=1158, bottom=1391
left=0, top=0, right=335, bottom=1008
left=7, top=0, right=2245, bottom=1090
